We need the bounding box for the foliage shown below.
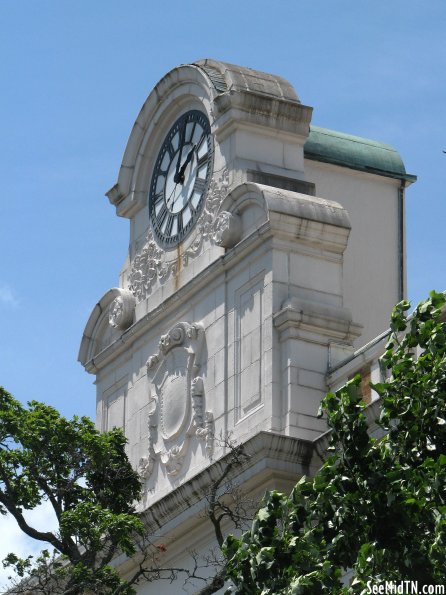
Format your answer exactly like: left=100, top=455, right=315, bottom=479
left=224, top=291, right=446, bottom=593
left=0, top=390, right=144, bottom=594
left=0, top=393, right=254, bottom=594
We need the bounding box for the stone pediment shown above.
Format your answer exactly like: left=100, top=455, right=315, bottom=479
left=219, top=182, right=351, bottom=252
left=106, top=59, right=311, bottom=220
left=100, top=59, right=314, bottom=320
left=78, top=288, right=135, bottom=371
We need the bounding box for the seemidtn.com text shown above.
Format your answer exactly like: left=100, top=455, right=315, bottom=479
left=366, top=582, right=444, bottom=595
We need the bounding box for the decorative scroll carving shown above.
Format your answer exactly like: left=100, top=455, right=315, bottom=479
left=138, top=395, right=157, bottom=480
left=159, top=323, right=198, bottom=356
left=138, top=454, right=155, bottom=480
left=128, top=237, right=178, bottom=303
left=144, top=322, right=213, bottom=477
left=128, top=169, right=229, bottom=302
left=196, top=411, right=215, bottom=457
left=212, top=211, right=241, bottom=248
left=191, top=376, right=204, bottom=428
left=147, top=354, right=159, bottom=369
left=161, top=445, right=186, bottom=477
left=182, top=168, right=230, bottom=266
left=108, top=289, right=136, bottom=330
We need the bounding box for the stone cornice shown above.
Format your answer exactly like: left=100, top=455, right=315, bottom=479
left=274, top=297, right=363, bottom=344
left=214, top=91, right=313, bottom=143
left=222, top=182, right=351, bottom=255
left=138, top=431, right=314, bottom=533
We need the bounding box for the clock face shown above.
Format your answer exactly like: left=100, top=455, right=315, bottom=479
left=148, top=110, right=213, bottom=247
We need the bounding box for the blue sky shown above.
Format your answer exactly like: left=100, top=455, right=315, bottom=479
left=0, top=0, right=445, bottom=426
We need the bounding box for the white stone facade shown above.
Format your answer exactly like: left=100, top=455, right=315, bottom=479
left=78, top=59, right=414, bottom=592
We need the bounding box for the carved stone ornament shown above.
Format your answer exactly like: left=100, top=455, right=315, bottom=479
left=128, top=169, right=229, bottom=302
left=138, top=394, right=158, bottom=480
left=143, top=322, right=214, bottom=478
left=108, top=289, right=135, bottom=330
left=138, top=453, right=155, bottom=480
left=212, top=211, right=242, bottom=248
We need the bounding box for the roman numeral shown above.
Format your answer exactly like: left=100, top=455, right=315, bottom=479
left=196, top=135, right=209, bottom=161
left=194, top=177, right=206, bottom=194
left=166, top=214, right=175, bottom=236
left=153, top=190, right=164, bottom=204
left=197, top=153, right=208, bottom=168
left=188, top=122, right=196, bottom=143
left=156, top=204, right=168, bottom=227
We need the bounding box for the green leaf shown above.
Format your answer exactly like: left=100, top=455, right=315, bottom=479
left=225, top=293, right=446, bottom=594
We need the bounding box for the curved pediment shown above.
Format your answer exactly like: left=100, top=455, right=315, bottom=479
left=78, top=288, right=135, bottom=371
left=105, top=62, right=218, bottom=219
left=105, top=59, right=309, bottom=220
left=102, top=60, right=314, bottom=316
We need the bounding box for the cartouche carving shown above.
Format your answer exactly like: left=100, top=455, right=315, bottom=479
left=191, top=377, right=204, bottom=428
left=161, top=445, right=185, bottom=477
left=144, top=322, right=214, bottom=478
left=138, top=454, right=155, bottom=480
left=196, top=411, right=215, bottom=457
left=138, top=395, right=157, bottom=480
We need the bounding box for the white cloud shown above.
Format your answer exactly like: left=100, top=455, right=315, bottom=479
left=0, top=285, right=19, bottom=308
left=0, top=500, right=58, bottom=590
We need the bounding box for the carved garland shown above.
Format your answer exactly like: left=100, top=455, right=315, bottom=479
left=128, top=169, right=230, bottom=302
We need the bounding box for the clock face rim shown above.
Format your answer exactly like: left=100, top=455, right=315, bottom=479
left=148, top=109, right=214, bottom=249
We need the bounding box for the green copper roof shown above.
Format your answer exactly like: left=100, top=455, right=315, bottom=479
left=305, top=126, right=416, bottom=183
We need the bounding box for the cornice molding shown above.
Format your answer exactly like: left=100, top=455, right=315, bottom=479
left=138, top=431, right=314, bottom=531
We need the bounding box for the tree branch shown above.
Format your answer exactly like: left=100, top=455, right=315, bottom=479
left=0, top=489, right=69, bottom=556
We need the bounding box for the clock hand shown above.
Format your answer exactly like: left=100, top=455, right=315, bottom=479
left=177, top=144, right=196, bottom=184
left=173, top=122, right=186, bottom=184
left=165, top=184, right=178, bottom=209
left=167, top=147, right=195, bottom=209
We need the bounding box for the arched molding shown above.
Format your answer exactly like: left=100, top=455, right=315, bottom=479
left=106, top=64, right=219, bottom=219
left=78, top=288, right=135, bottom=370
left=105, top=59, right=309, bottom=220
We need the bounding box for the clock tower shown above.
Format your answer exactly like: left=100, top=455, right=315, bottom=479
left=79, top=59, right=412, bottom=591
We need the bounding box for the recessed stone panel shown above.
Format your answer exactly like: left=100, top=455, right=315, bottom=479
left=234, top=275, right=264, bottom=422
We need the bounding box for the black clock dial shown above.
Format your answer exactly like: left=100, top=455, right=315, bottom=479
left=148, top=110, right=213, bottom=247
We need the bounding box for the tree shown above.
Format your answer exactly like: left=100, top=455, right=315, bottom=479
left=0, top=390, right=253, bottom=594
left=0, top=391, right=146, bottom=593
left=224, top=291, right=446, bottom=593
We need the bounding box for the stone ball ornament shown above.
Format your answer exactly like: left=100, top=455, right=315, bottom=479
left=108, top=289, right=136, bottom=330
